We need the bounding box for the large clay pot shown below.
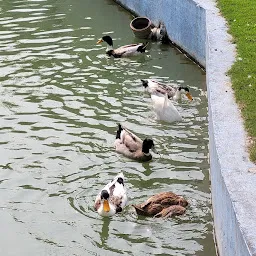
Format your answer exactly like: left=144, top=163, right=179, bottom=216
left=130, top=17, right=152, bottom=39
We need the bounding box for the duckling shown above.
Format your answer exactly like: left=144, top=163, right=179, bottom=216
left=114, top=124, right=158, bottom=161
left=97, top=35, right=148, bottom=58
left=151, top=93, right=182, bottom=123
left=132, top=191, right=188, bottom=218
left=141, top=79, right=193, bottom=101
left=94, top=172, right=128, bottom=217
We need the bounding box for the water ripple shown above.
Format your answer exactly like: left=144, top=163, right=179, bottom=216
left=0, top=0, right=213, bottom=255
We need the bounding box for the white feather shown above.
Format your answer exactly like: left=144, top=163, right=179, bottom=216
left=146, top=79, right=162, bottom=95
left=95, top=172, right=127, bottom=217
left=115, top=44, right=145, bottom=57
left=151, top=94, right=182, bottom=123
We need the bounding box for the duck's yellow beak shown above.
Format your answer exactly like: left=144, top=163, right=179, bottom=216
left=186, top=92, right=193, bottom=101
left=97, top=38, right=104, bottom=44
left=103, top=199, right=110, bottom=212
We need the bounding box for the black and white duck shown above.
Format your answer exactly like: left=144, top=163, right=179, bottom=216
left=94, top=172, right=128, bottom=217
left=141, top=79, right=193, bottom=101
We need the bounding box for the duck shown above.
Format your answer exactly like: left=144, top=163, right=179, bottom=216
left=97, top=35, right=148, bottom=58
left=94, top=172, right=128, bottom=217
left=151, top=93, right=183, bottom=123
left=141, top=79, right=193, bottom=101
left=114, top=124, right=158, bottom=162
left=132, top=191, right=188, bottom=218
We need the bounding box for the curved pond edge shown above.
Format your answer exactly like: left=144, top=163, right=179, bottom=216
left=113, top=0, right=256, bottom=255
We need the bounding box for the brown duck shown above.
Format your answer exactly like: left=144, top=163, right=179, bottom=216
left=132, top=191, right=188, bottom=218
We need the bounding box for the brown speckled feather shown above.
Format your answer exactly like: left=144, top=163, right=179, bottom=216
left=133, top=191, right=188, bottom=217
left=154, top=205, right=186, bottom=218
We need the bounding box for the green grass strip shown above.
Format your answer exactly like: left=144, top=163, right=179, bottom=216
left=217, top=0, right=256, bottom=162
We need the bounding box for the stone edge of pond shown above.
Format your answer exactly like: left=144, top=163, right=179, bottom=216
left=113, top=0, right=256, bottom=255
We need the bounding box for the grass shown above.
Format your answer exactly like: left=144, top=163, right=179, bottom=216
left=217, top=0, right=256, bottom=162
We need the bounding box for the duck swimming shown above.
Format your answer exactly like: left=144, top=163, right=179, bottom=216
left=132, top=191, right=188, bottom=218
left=97, top=35, right=148, bottom=58
left=114, top=124, right=158, bottom=162
left=94, top=172, right=128, bottom=217
left=141, top=79, right=193, bottom=101
left=151, top=93, right=183, bottom=123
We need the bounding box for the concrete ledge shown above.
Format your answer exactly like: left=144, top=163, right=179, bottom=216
left=114, top=0, right=256, bottom=255
left=206, top=2, right=256, bottom=256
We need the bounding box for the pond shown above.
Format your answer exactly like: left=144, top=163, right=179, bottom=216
left=0, top=0, right=215, bottom=255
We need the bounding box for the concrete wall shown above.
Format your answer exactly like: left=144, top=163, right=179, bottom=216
left=114, top=0, right=256, bottom=255
left=114, top=0, right=206, bottom=67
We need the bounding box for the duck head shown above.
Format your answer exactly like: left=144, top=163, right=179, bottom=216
left=142, top=138, right=158, bottom=155
left=100, top=190, right=110, bottom=212
left=97, top=35, right=113, bottom=47
left=178, top=87, right=193, bottom=101
left=141, top=79, right=149, bottom=88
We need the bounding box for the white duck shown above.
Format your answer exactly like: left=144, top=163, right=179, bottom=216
left=151, top=93, right=182, bottom=123
left=97, top=35, right=148, bottom=58
left=94, top=172, right=128, bottom=217
left=141, top=79, right=193, bottom=101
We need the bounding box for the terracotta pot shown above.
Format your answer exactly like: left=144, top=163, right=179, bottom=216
left=130, top=17, right=152, bottom=39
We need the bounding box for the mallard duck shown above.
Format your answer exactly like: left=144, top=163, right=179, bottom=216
left=94, top=172, right=128, bottom=217
left=132, top=191, right=188, bottom=218
left=114, top=124, right=158, bottom=161
left=96, top=35, right=148, bottom=58
left=141, top=79, right=193, bottom=101
left=151, top=93, right=182, bottom=123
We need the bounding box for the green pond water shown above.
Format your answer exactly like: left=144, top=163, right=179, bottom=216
left=0, top=0, right=216, bottom=255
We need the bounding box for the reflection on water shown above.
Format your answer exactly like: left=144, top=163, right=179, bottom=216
left=0, top=0, right=215, bottom=255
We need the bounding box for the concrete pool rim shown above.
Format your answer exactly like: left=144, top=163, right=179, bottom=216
left=112, top=0, right=256, bottom=255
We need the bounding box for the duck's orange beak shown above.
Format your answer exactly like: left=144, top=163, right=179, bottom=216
left=97, top=38, right=104, bottom=44
left=186, top=92, right=193, bottom=101
left=103, top=200, right=110, bottom=212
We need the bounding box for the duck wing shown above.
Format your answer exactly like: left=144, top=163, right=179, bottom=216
left=122, top=127, right=143, bottom=143
left=120, top=126, right=143, bottom=152
left=111, top=187, right=127, bottom=210
left=111, top=172, right=127, bottom=209
left=108, top=172, right=127, bottom=208
left=118, top=44, right=139, bottom=49
left=114, top=43, right=146, bottom=57
left=154, top=205, right=186, bottom=218
left=116, top=124, right=143, bottom=144
left=140, top=192, right=184, bottom=208
left=158, top=84, right=177, bottom=98
left=147, top=80, right=177, bottom=98
left=133, top=203, right=164, bottom=216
